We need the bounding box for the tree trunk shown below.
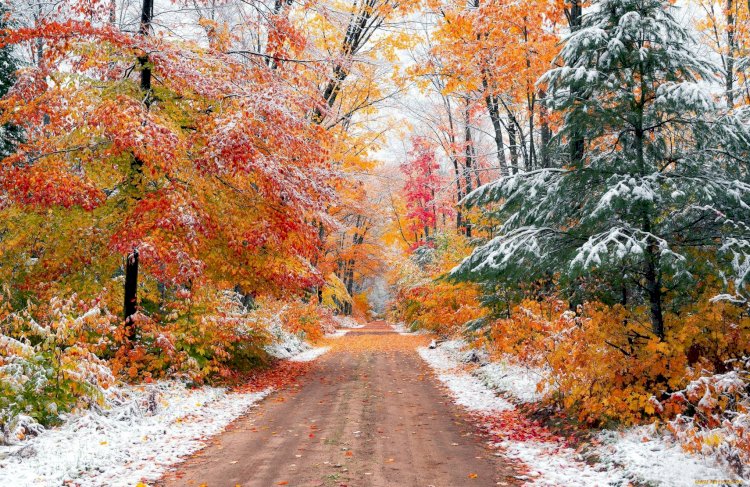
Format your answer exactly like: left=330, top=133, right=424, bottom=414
left=539, top=89, right=552, bottom=168
left=524, top=22, right=536, bottom=171
left=452, top=156, right=464, bottom=230
left=644, top=243, right=665, bottom=339
left=463, top=103, right=474, bottom=237
left=482, top=75, right=509, bottom=176
left=312, top=0, right=377, bottom=123
left=634, top=65, right=663, bottom=338
left=726, top=0, right=736, bottom=109
left=567, top=0, right=585, bottom=166
left=124, top=249, right=139, bottom=340
left=124, top=0, right=153, bottom=339
left=507, top=116, right=519, bottom=174
left=138, top=0, right=153, bottom=95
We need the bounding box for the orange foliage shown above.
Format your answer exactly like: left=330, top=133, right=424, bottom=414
left=279, top=301, right=334, bottom=343
left=393, top=281, right=485, bottom=337
left=483, top=299, right=750, bottom=427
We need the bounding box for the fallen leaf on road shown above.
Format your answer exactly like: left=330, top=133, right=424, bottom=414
left=468, top=473, right=478, bottom=479
left=277, top=482, right=289, bottom=485
left=345, top=451, right=353, bottom=457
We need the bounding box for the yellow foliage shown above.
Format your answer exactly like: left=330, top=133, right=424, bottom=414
left=484, top=298, right=750, bottom=427
left=321, top=273, right=353, bottom=310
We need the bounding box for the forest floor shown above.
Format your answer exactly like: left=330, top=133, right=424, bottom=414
left=157, top=321, right=523, bottom=487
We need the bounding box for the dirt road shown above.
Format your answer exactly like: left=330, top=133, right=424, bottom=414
left=158, top=321, right=519, bottom=487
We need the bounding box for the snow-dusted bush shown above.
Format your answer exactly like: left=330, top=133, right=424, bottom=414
left=259, top=299, right=333, bottom=359
left=0, top=296, right=114, bottom=442
left=110, top=289, right=272, bottom=381
left=666, top=360, right=750, bottom=477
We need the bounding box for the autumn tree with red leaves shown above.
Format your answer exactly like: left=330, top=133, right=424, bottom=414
left=0, top=0, right=335, bottom=337
left=400, top=137, right=451, bottom=248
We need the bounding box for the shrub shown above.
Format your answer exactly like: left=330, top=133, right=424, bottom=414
left=110, top=289, right=272, bottom=382
left=665, top=359, right=750, bottom=476
left=0, top=296, right=114, bottom=437
left=390, top=282, right=485, bottom=336
left=484, top=299, right=750, bottom=428
left=279, top=300, right=333, bottom=342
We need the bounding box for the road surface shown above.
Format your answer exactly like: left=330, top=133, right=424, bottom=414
left=158, top=321, right=520, bottom=487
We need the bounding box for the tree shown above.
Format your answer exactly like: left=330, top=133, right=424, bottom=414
left=0, top=2, right=22, bottom=159
left=425, top=0, right=562, bottom=174
left=400, top=136, right=451, bottom=247
left=451, top=0, right=750, bottom=339
left=0, top=0, right=334, bottom=325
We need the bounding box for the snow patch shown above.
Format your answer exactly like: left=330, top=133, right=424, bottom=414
left=596, top=425, right=735, bottom=486
left=475, top=361, right=546, bottom=404
left=326, top=329, right=349, bottom=338
left=418, top=346, right=512, bottom=413
left=391, top=322, right=411, bottom=335
left=289, top=347, right=330, bottom=362
left=0, top=382, right=270, bottom=486
left=332, top=316, right=365, bottom=328
left=264, top=321, right=311, bottom=359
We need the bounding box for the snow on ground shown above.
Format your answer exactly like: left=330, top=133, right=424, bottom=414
left=264, top=321, right=312, bottom=359
left=332, top=315, right=365, bottom=328
left=475, top=361, right=546, bottom=404
left=289, top=346, right=331, bottom=362
left=326, top=329, right=349, bottom=338
left=0, top=382, right=271, bottom=486
left=595, top=425, right=734, bottom=486
left=391, top=322, right=411, bottom=334
left=420, top=340, right=737, bottom=486
left=391, top=322, right=429, bottom=335
left=418, top=346, right=512, bottom=413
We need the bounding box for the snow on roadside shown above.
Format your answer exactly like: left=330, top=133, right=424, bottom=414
left=391, top=322, right=411, bottom=334
left=595, top=425, right=734, bottom=486
left=289, top=346, right=330, bottom=362
left=326, top=329, right=349, bottom=338
left=391, top=322, right=428, bottom=335
left=475, top=361, right=546, bottom=404
left=332, top=315, right=365, bottom=328
left=418, top=346, right=512, bottom=413
left=0, top=382, right=271, bottom=486
left=419, top=341, right=736, bottom=486
left=264, top=320, right=312, bottom=359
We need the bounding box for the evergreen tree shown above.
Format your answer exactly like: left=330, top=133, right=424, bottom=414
left=450, top=0, right=750, bottom=338
left=0, top=1, right=22, bottom=158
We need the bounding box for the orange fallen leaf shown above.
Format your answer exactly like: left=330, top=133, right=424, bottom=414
left=277, top=482, right=289, bottom=486
left=468, top=473, right=478, bottom=479
left=345, top=451, right=353, bottom=457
